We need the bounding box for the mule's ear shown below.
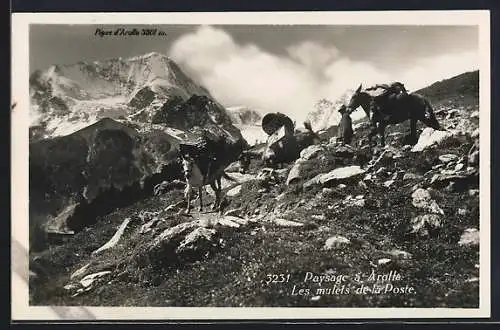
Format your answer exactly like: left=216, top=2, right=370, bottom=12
left=356, top=84, right=362, bottom=93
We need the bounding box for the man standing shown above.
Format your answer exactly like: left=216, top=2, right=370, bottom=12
left=337, top=105, right=354, bottom=145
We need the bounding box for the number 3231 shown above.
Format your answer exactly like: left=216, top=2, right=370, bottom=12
left=265, top=274, right=291, bottom=284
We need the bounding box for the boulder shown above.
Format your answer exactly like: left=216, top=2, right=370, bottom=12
left=226, top=185, right=242, bottom=197
left=385, top=249, right=412, bottom=260
left=324, top=235, right=351, bottom=250
left=403, top=172, right=422, bottom=181
left=411, top=128, right=454, bottom=152
left=176, top=227, right=218, bottom=254
left=411, top=188, right=444, bottom=215
left=471, top=128, right=479, bottom=139
left=303, top=165, right=366, bottom=189
left=377, top=258, right=392, bottom=266
left=286, top=162, right=303, bottom=185
left=318, top=166, right=366, bottom=185
left=299, top=145, right=324, bottom=161
left=468, top=150, right=479, bottom=167
left=411, top=214, right=442, bottom=236
left=70, top=262, right=92, bottom=280
left=458, top=228, right=480, bottom=246
left=384, top=180, right=395, bottom=187
left=31, top=113, right=245, bottom=233
left=429, top=169, right=479, bottom=189
left=273, top=218, right=305, bottom=227
left=439, top=154, right=459, bottom=163
left=148, top=221, right=198, bottom=254
left=79, top=271, right=112, bottom=289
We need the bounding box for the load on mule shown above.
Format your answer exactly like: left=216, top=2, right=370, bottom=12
left=346, top=82, right=446, bottom=147
left=261, top=112, right=322, bottom=167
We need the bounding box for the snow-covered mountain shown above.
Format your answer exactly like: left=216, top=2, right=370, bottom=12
left=305, top=89, right=357, bottom=132
left=226, top=106, right=267, bottom=146
left=226, top=106, right=262, bottom=126
left=29, top=52, right=216, bottom=139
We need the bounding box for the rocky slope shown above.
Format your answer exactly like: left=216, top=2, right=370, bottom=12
left=29, top=71, right=481, bottom=308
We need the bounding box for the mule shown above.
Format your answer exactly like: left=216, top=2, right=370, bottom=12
left=181, top=154, right=237, bottom=214
left=346, top=84, right=446, bottom=147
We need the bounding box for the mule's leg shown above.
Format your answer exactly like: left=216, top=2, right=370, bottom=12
left=210, top=181, right=219, bottom=210
left=409, top=117, right=417, bottom=145
left=215, top=178, right=223, bottom=210
left=367, top=121, right=378, bottom=146
left=377, top=122, right=386, bottom=147
left=214, top=177, right=222, bottom=211
left=184, top=185, right=191, bottom=214
left=198, top=186, right=203, bottom=212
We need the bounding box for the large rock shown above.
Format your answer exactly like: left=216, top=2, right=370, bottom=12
left=176, top=227, right=218, bottom=254
left=299, top=145, right=324, bottom=161
left=439, top=154, right=459, bottom=163
left=317, top=166, right=366, bottom=186
left=286, top=162, right=304, bottom=185
left=411, top=214, right=442, bottom=236
left=30, top=114, right=245, bottom=234
left=148, top=222, right=199, bottom=255
left=411, top=188, right=444, bottom=215
left=286, top=145, right=325, bottom=185
left=324, top=235, right=351, bottom=249
left=411, top=128, right=454, bottom=152
left=304, top=165, right=366, bottom=188
left=429, top=168, right=479, bottom=189
left=458, top=228, right=480, bottom=246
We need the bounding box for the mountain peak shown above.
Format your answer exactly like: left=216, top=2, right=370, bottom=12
left=46, top=64, right=63, bottom=76
left=29, top=52, right=217, bottom=139
left=128, top=51, right=169, bottom=61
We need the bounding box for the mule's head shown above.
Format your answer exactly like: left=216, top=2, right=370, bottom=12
left=181, top=154, right=195, bottom=178
left=237, top=151, right=251, bottom=173
left=346, top=84, right=371, bottom=115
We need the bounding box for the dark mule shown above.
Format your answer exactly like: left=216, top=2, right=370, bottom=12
left=346, top=84, right=446, bottom=147
left=181, top=154, right=237, bottom=214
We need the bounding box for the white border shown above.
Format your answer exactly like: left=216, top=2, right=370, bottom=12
left=11, top=10, right=491, bottom=320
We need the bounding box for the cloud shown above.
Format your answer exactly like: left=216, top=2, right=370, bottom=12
left=169, top=25, right=479, bottom=123
left=399, top=50, right=479, bottom=91
left=286, top=41, right=339, bottom=75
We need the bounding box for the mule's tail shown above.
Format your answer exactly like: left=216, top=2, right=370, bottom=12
left=421, top=98, right=447, bottom=131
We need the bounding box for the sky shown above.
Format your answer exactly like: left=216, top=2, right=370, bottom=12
left=30, top=24, right=479, bottom=122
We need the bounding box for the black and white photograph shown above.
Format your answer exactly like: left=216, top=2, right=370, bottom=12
left=11, top=11, right=490, bottom=320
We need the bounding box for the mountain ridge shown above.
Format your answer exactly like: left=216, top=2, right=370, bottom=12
left=29, top=52, right=214, bottom=140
